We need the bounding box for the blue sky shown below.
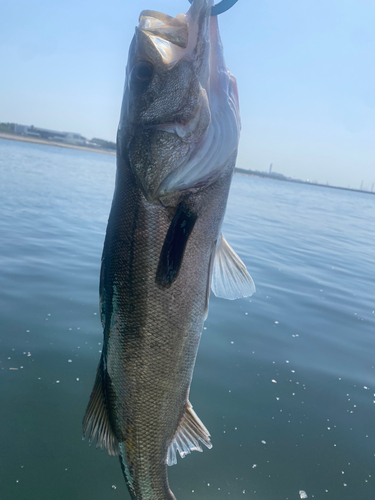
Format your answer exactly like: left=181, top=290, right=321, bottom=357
left=1, top=0, right=374, bottom=188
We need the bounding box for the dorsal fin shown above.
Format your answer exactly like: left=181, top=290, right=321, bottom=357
left=156, top=201, right=197, bottom=288
left=211, top=234, right=255, bottom=300
left=82, top=361, right=120, bottom=456
left=167, top=402, right=212, bottom=466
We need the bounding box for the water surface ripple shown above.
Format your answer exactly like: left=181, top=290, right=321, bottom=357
left=0, top=139, right=374, bottom=500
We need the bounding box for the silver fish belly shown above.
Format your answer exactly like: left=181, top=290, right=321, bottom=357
left=83, top=1, right=255, bottom=499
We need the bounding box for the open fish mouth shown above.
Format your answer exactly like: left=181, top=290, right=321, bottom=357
left=137, top=0, right=212, bottom=83
left=138, top=10, right=189, bottom=56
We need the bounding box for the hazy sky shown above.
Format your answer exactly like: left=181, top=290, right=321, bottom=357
left=1, top=0, right=374, bottom=188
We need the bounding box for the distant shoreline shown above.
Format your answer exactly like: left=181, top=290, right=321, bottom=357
left=234, top=168, right=375, bottom=195
left=1, top=132, right=373, bottom=195
left=0, top=132, right=116, bottom=156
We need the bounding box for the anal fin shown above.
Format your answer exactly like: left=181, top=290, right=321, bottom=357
left=167, top=402, right=212, bottom=466
left=82, top=360, right=119, bottom=456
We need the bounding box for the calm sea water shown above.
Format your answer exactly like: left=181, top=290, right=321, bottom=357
left=0, top=138, right=374, bottom=500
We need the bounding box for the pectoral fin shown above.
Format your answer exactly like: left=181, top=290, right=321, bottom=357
left=82, top=360, right=119, bottom=456
left=211, top=234, right=255, bottom=300
left=167, top=402, right=212, bottom=466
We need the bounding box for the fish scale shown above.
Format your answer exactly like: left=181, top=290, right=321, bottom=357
left=83, top=1, right=255, bottom=498
left=106, top=171, right=211, bottom=496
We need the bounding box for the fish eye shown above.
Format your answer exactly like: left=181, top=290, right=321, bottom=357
left=131, top=61, right=154, bottom=83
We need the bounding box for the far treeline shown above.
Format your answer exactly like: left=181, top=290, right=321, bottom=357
left=0, top=122, right=14, bottom=133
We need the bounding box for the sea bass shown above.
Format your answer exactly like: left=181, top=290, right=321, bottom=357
left=83, top=1, right=255, bottom=498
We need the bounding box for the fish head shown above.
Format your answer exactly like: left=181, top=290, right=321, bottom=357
left=118, top=0, right=240, bottom=202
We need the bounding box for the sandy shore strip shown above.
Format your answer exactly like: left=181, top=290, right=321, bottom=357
left=0, top=132, right=116, bottom=155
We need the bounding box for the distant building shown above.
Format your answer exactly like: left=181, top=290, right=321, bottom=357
left=27, top=131, right=42, bottom=138
left=12, top=124, right=87, bottom=145
left=5, top=122, right=118, bottom=151
left=14, top=124, right=28, bottom=135
left=26, top=126, right=64, bottom=140
left=61, top=132, right=86, bottom=145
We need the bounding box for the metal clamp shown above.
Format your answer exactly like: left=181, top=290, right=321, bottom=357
left=188, top=0, right=239, bottom=16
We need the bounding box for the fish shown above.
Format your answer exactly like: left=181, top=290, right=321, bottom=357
left=82, top=1, right=255, bottom=498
